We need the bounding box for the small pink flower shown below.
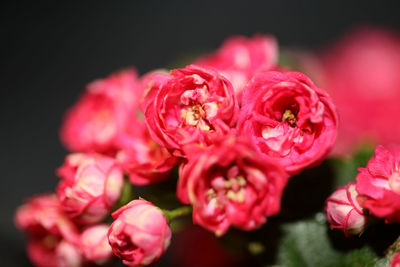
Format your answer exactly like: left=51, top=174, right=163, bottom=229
left=116, top=119, right=178, bottom=185
left=325, top=182, right=367, bottom=236
left=27, top=238, right=82, bottom=267
left=177, top=137, right=288, bottom=236
left=143, top=65, right=238, bottom=156
left=56, top=153, right=124, bottom=224
left=356, top=145, right=400, bottom=222
left=15, top=194, right=81, bottom=267
left=60, top=68, right=142, bottom=154
left=237, top=71, right=338, bottom=175
left=108, top=200, right=172, bottom=267
left=80, top=224, right=113, bottom=264
left=195, top=34, right=278, bottom=101
left=56, top=240, right=82, bottom=267
left=15, top=194, right=79, bottom=243
left=391, top=252, right=400, bottom=267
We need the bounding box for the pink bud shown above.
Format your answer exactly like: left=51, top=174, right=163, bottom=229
left=325, top=182, right=367, bottom=236
left=108, top=200, right=171, bottom=267
left=56, top=153, right=124, bottom=224
left=80, top=224, right=113, bottom=264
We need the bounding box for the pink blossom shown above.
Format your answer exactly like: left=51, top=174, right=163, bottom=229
left=325, top=182, right=367, bottom=236
left=237, top=71, right=338, bottom=175
left=143, top=65, right=238, bottom=156
left=195, top=34, right=278, bottom=101
left=15, top=194, right=79, bottom=243
left=391, top=252, right=400, bottom=267
left=300, top=27, right=400, bottom=156
left=80, top=224, right=113, bottom=264
left=116, top=119, right=178, bottom=185
left=56, top=153, right=124, bottom=224
left=60, top=68, right=142, bottom=154
left=356, top=145, right=400, bottom=222
left=177, top=137, right=288, bottom=236
left=108, top=200, right=172, bottom=267
left=15, top=194, right=81, bottom=267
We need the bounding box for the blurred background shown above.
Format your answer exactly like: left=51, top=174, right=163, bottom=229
left=2, top=1, right=400, bottom=266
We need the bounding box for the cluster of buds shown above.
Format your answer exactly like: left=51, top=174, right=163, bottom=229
left=325, top=145, right=400, bottom=236
left=16, top=34, right=339, bottom=267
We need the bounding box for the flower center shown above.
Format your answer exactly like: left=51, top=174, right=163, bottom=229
left=282, top=104, right=299, bottom=128
left=389, top=171, right=400, bottom=194
left=180, top=87, right=218, bottom=131
left=206, top=166, right=247, bottom=207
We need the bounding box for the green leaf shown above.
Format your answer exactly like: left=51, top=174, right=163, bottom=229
left=328, top=144, right=375, bottom=188
left=273, top=217, right=386, bottom=267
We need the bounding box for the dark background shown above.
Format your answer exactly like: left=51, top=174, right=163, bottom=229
left=1, top=1, right=400, bottom=266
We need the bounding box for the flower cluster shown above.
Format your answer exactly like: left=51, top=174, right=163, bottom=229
left=325, top=145, right=400, bottom=236
left=16, top=34, right=338, bottom=267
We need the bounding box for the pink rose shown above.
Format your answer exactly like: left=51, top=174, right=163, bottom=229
left=15, top=194, right=79, bottom=243
left=143, top=65, right=238, bottom=156
left=177, top=137, right=288, bottom=236
left=60, top=68, right=142, bottom=154
left=56, top=153, right=124, bottom=224
left=80, top=224, right=113, bottom=264
left=195, top=34, right=278, bottom=101
left=300, top=27, right=400, bottom=156
left=325, top=182, right=367, bottom=236
left=108, top=200, right=172, bottom=267
left=356, top=145, right=400, bottom=223
left=237, top=71, right=338, bottom=175
left=391, top=252, right=400, bottom=267
left=116, top=119, right=178, bottom=185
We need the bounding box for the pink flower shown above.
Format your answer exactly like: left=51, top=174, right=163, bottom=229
left=300, top=27, right=400, bottom=156
left=356, top=145, right=400, bottom=223
left=15, top=194, right=79, bottom=243
left=27, top=238, right=82, bottom=267
left=80, top=224, right=113, bottom=264
left=56, top=153, right=124, bottom=224
left=177, top=137, right=288, bottom=236
left=15, top=194, right=81, bottom=267
left=195, top=34, right=278, bottom=101
left=325, top=182, right=367, bottom=236
left=237, top=71, right=338, bottom=175
left=391, top=252, right=400, bottom=267
left=143, top=65, right=238, bottom=156
left=116, top=119, right=178, bottom=185
left=60, top=68, right=142, bottom=154
left=108, top=200, right=172, bottom=267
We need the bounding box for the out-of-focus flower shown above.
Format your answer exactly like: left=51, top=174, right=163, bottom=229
left=299, top=27, right=400, bottom=156
left=80, top=224, right=113, bottom=264
left=15, top=194, right=82, bottom=267
left=195, top=35, right=278, bottom=101
left=27, top=238, right=82, bottom=267
left=356, top=145, right=400, bottom=223
left=60, top=68, right=142, bottom=154
left=237, top=71, right=337, bottom=175
left=325, top=182, right=367, bottom=236
left=177, top=137, right=288, bottom=236
left=143, top=65, right=238, bottom=156
left=391, top=252, right=400, bottom=267
left=15, top=194, right=79, bottom=243
left=56, top=153, right=124, bottom=224
left=116, top=119, right=178, bottom=185
left=56, top=240, right=82, bottom=267
left=108, top=199, right=172, bottom=267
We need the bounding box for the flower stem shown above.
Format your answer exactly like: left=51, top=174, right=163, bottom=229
left=163, top=206, right=192, bottom=223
